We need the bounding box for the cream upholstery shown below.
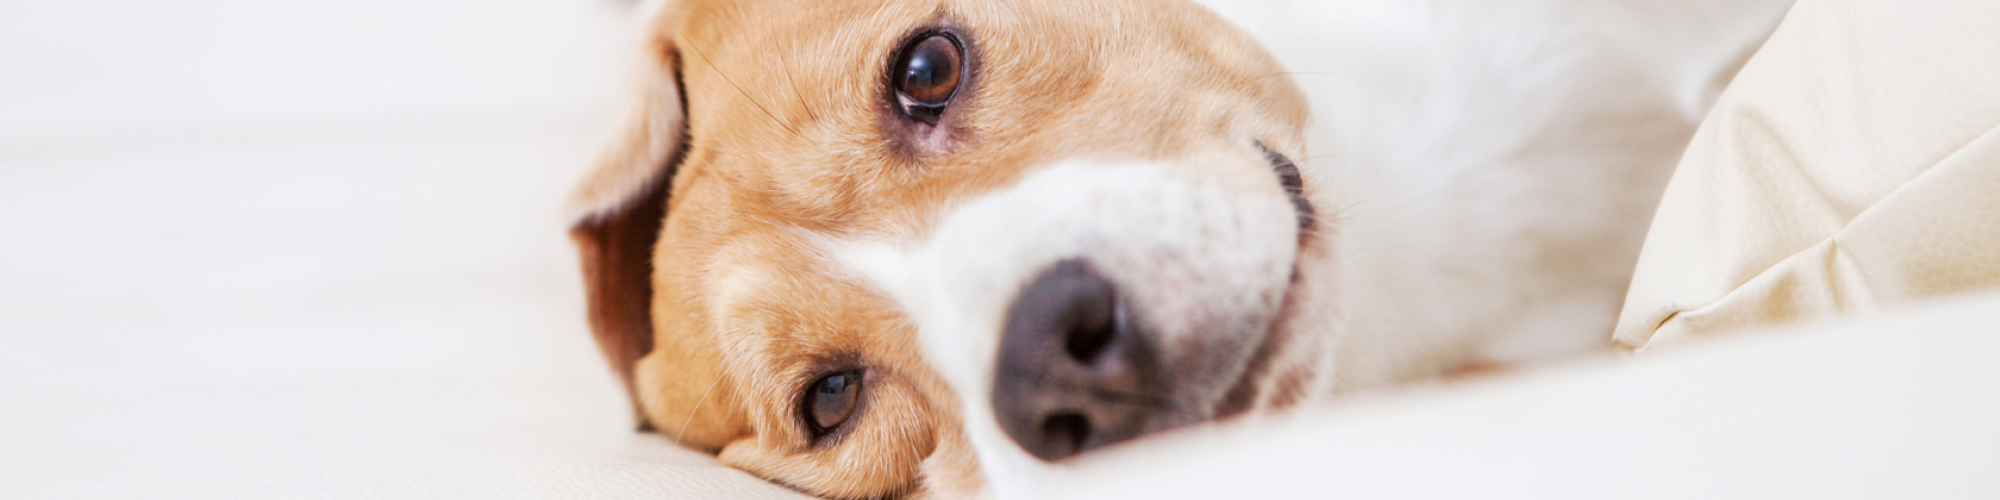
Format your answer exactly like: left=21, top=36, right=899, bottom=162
left=1614, top=0, right=2000, bottom=350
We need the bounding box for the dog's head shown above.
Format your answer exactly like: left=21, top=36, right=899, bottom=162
left=568, top=0, right=1318, bottom=497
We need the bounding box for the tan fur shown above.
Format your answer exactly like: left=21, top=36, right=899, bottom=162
left=569, top=0, right=1307, bottom=497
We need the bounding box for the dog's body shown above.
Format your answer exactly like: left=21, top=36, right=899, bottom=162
left=567, top=1, right=1792, bottom=498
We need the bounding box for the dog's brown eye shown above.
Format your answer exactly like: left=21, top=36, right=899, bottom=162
left=804, top=370, right=862, bottom=436
left=893, top=34, right=962, bottom=123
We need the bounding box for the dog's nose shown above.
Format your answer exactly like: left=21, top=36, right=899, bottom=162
left=993, top=259, right=1162, bottom=461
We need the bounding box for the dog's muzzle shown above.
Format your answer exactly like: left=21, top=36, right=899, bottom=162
left=855, top=159, right=1301, bottom=468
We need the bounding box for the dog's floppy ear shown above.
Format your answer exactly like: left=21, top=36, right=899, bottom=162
left=566, top=31, right=687, bottom=432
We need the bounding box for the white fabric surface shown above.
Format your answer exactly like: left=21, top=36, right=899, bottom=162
left=1614, top=0, right=2000, bottom=349
left=1056, top=292, right=2000, bottom=499
left=0, top=126, right=811, bottom=499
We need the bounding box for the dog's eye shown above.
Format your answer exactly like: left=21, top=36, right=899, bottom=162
left=892, top=34, right=963, bottom=123
left=804, top=370, right=863, bottom=436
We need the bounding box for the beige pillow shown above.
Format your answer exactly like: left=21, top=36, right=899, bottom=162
left=1614, top=0, right=2000, bottom=351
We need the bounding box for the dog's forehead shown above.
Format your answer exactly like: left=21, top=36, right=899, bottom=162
left=667, top=0, right=1305, bottom=154
left=656, top=0, right=1307, bottom=249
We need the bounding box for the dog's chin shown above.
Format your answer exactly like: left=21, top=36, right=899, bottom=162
left=1212, top=266, right=1321, bottom=418
left=1168, top=274, right=1310, bottom=426
left=1141, top=268, right=1310, bottom=438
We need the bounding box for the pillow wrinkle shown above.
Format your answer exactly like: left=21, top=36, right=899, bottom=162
left=1633, top=123, right=2000, bottom=350
left=1615, top=0, right=2000, bottom=351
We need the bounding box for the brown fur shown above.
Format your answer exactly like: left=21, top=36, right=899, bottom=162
left=569, top=0, right=1306, bottom=497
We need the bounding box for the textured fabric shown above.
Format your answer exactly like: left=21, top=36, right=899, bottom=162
left=1615, top=0, right=2000, bottom=350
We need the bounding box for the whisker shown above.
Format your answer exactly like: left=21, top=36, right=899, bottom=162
left=675, top=374, right=726, bottom=447
left=1257, top=70, right=1356, bottom=82
left=779, top=42, right=821, bottom=124
left=1254, top=0, right=1301, bottom=38
left=683, top=38, right=805, bottom=139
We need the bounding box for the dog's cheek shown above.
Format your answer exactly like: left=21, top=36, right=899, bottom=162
left=713, top=437, right=794, bottom=487
left=630, top=350, right=748, bottom=451
left=913, top=417, right=984, bottom=499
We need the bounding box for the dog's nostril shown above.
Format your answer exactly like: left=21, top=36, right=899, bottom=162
left=1061, top=290, right=1118, bottom=364
left=1008, top=259, right=1123, bottom=366
left=1039, top=413, right=1092, bottom=459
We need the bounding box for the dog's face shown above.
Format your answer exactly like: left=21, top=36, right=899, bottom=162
left=569, top=0, right=1317, bottom=497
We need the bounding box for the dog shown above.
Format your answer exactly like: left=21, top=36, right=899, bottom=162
left=564, top=0, right=1792, bottom=497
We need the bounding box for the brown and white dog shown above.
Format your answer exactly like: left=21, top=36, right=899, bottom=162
left=565, top=0, right=1792, bottom=497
